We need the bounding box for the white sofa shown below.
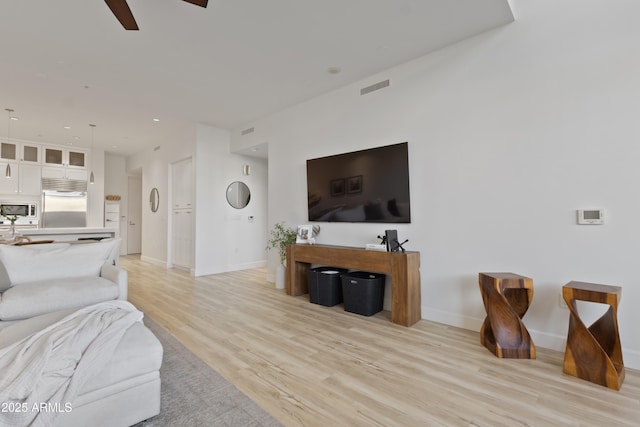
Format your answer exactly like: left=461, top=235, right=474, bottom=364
left=0, top=306, right=163, bottom=427
left=0, top=239, right=127, bottom=327
left=0, top=239, right=163, bottom=427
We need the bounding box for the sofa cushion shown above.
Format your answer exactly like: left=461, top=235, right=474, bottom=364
left=0, top=307, right=78, bottom=347
left=81, top=320, right=163, bottom=393
left=0, top=277, right=119, bottom=321
left=0, top=261, right=10, bottom=293
left=0, top=240, right=118, bottom=287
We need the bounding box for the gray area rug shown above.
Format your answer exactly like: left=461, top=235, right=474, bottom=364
left=134, top=316, right=282, bottom=427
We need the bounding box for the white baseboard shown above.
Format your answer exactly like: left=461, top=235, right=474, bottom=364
left=139, top=255, right=167, bottom=268
left=422, top=306, right=484, bottom=332
left=193, top=260, right=267, bottom=277
left=421, top=305, right=640, bottom=370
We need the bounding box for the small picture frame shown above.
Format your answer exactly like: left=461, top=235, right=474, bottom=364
left=296, top=224, right=314, bottom=244
left=347, top=175, right=363, bottom=194
left=330, top=179, right=345, bottom=196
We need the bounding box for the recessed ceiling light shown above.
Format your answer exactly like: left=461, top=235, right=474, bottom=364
left=152, top=118, right=160, bottom=122
left=9, top=116, right=19, bottom=121
left=63, top=126, right=71, bottom=130
left=327, top=66, right=341, bottom=74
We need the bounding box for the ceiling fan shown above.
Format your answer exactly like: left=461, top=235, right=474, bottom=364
left=104, top=0, right=208, bottom=30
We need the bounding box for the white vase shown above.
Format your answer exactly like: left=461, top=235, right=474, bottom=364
left=275, top=263, right=286, bottom=289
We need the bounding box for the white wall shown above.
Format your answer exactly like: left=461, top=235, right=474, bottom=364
left=194, top=124, right=268, bottom=276
left=231, top=0, right=640, bottom=369
left=126, top=123, right=268, bottom=275
left=127, top=128, right=196, bottom=266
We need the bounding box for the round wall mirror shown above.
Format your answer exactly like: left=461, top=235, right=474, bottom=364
left=226, top=181, right=250, bottom=209
left=150, top=187, right=160, bottom=212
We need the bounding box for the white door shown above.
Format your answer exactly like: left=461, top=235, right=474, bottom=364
left=127, top=176, right=142, bottom=254
left=171, top=158, right=193, bottom=269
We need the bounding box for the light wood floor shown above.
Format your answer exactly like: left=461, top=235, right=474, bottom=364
left=122, top=256, right=640, bottom=427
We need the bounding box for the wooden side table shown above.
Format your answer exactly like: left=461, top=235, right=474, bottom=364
left=478, top=273, right=536, bottom=358
left=562, top=281, right=624, bottom=390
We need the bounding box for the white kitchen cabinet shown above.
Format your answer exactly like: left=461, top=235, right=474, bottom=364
left=1, top=142, right=41, bottom=164
left=105, top=201, right=120, bottom=230
left=0, top=161, right=18, bottom=194
left=172, top=208, right=193, bottom=268
left=20, top=143, right=41, bottom=163
left=0, top=162, right=41, bottom=195
left=17, top=163, right=42, bottom=195
left=43, top=147, right=86, bottom=169
left=41, top=166, right=88, bottom=181
left=171, top=158, right=193, bottom=269
left=172, top=158, right=193, bottom=209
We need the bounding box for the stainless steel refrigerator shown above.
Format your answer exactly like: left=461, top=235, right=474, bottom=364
left=41, top=178, right=88, bottom=228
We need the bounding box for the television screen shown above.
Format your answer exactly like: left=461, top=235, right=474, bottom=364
left=306, top=142, right=411, bottom=223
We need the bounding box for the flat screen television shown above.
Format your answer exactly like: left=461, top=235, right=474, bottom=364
left=306, top=142, right=411, bottom=223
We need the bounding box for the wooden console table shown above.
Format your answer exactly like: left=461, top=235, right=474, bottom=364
left=285, top=244, right=421, bottom=327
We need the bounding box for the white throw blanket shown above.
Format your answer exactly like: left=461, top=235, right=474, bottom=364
left=0, top=301, right=143, bottom=427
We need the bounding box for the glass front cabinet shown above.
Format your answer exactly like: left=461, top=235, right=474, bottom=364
left=43, top=147, right=86, bottom=169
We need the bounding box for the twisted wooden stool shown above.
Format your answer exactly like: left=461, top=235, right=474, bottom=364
left=478, top=273, right=536, bottom=358
left=562, top=281, right=624, bottom=390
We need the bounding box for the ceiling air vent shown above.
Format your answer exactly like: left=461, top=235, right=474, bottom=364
left=360, top=79, right=390, bottom=96
left=241, top=127, right=255, bottom=136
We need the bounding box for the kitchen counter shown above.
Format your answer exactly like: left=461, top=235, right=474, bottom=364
left=11, top=227, right=117, bottom=242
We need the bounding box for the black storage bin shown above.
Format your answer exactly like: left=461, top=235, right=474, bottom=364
left=308, top=267, right=349, bottom=307
left=341, top=271, right=386, bottom=316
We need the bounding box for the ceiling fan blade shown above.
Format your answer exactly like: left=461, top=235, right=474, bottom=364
left=104, top=0, right=139, bottom=30
left=182, top=0, right=208, bottom=7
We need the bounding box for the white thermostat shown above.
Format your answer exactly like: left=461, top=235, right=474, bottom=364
left=577, top=209, right=604, bottom=225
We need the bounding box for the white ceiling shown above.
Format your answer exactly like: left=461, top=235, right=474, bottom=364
left=0, top=0, right=513, bottom=157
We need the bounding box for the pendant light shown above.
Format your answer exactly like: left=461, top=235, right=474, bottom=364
left=5, top=108, right=14, bottom=178
left=89, top=124, right=96, bottom=184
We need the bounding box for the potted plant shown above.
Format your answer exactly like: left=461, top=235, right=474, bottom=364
left=266, top=222, right=298, bottom=289
left=0, top=205, right=18, bottom=240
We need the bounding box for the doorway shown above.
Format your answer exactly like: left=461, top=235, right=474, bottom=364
left=127, top=175, right=142, bottom=254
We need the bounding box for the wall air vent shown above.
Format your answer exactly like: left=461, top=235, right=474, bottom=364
left=360, top=79, right=390, bottom=96
left=241, top=127, right=255, bottom=136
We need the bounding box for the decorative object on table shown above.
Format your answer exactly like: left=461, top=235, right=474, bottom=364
left=478, top=272, right=536, bottom=359
left=266, top=222, right=298, bottom=289
left=296, top=224, right=320, bottom=244
left=383, top=229, right=408, bottom=252
left=0, top=204, right=19, bottom=241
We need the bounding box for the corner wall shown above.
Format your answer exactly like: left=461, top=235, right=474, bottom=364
left=126, top=123, right=267, bottom=275
left=231, top=0, right=640, bottom=368
left=193, top=124, right=268, bottom=276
